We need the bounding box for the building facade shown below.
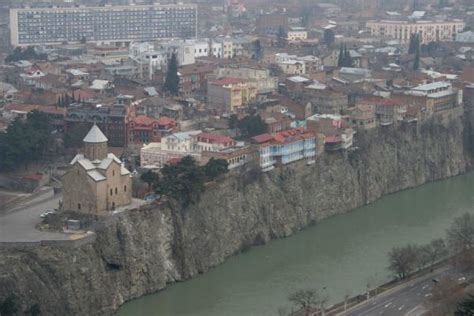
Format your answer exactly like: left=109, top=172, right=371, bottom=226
left=366, top=20, right=465, bottom=44
left=252, top=128, right=316, bottom=172
left=10, top=3, right=197, bottom=46
left=62, top=124, right=132, bottom=213
left=207, top=78, right=257, bottom=113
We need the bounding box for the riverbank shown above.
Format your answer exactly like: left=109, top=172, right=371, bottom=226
left=0, top=115, right=472, bottom=315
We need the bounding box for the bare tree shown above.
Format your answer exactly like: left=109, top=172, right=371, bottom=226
left=421, top=238, right=448, bottom=272
left=426, top=277, right=464, bottom=316
left=447, top=213, right=474, bottom=252
left=388, top=244, right=419, bottom=279
left=277, top=306, right=289, bottom=316
left=343, top=290, right=352, bottom=311
left=319, top=288, right=329, bottom=316
left=288, top=289, right=320, bottom=316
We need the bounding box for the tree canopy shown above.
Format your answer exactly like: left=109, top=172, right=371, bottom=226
left=156, top=156, right=228, bottom=207
left=141, top=170, right=160, bottom=191
left=64, top=123, right=89, bottom=149
left=387, top=244, right=419, bottom=279
left=0, top=111, right=52, bottom=171
left=237, top=115, right=267, bottom=138
left=5, top=47, right=47, bottom=63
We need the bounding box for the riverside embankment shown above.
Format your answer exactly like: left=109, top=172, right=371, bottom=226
left=0, top=113, right=472, bottom=315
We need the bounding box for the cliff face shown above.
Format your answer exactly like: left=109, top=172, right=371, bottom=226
left=0, top=116, right=472, bottom=315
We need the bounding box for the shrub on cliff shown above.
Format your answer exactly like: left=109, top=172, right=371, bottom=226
left=0, top=295, right=18, bottom=316
left=157, top=156, right=205, bottom=207
left=204, top=158, right=228, bottom=180
left=156, top=156, right=229, bottom=207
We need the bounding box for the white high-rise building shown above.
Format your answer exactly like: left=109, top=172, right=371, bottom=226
left=10, top=3, right=198, bottom=46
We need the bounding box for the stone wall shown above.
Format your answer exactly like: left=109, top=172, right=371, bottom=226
left=0, top=115, right=472, bottom=315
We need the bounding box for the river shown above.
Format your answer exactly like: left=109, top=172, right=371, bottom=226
left=118, top=172, right=474, bottom=316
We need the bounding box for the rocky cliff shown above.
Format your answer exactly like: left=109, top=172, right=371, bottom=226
left=0, top=115, right=472, bottom=315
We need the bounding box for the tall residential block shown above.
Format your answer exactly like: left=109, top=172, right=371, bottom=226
left=10, top=3, right=197, bottom=46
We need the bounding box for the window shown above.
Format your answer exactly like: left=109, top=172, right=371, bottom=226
left=115, top=188, right=118, bottom=194
left=78, top=203, right=81, bottom=210
left=110, top=189, right=113, bottom=196
left=113, top=170, right=115, bottom=176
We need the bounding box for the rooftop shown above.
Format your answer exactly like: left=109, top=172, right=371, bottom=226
left=83, top=124, right=108, bottom=143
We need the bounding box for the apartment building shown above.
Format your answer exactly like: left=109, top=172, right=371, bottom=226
left=212, top=65, right=278, bottom=93
left=287, top=27, right=308, bottom=41
left=252, top=128, right=316, bottom=172
left=396, top=81, right=462, bottom=115
left=140, top=130, right=202, bottom=169
left=10, top=3, right=197, bottom=46
left=366, top=19, right=465, bottom=44
left=207, top=78, right=257, bottom=113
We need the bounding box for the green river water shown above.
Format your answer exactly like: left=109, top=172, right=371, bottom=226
left=118, top=172, right=474, bottom=316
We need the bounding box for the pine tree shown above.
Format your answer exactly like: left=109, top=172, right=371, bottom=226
left=408, top=33, right=417, bottom=54
left=343, top=45, right=353, bottom=67
left=65, top=93, right=71, bottom=107
left=277, top=26, right=287, bottom=48
left=164, top=53, right=180, bottom=96
left=324, top=29, right=335, bottom=47
left=408, top=33, right=420, bottom=54
left=253, top=39, right=263, bottom=60
left=413, top=41, right=420, bottom=71
left=337, top=46, right=344, bottom=67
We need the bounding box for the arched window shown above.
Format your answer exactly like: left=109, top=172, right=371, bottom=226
left=115, top=188, right=118, bottom=194
left=78, top=203, right=81, bottom=210
left=124, top=185, right=127, bottom=192
left=110, top=189, right=113, bottom=196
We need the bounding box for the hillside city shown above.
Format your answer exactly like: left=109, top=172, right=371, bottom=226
left=1, top=0, right=474, bottom=315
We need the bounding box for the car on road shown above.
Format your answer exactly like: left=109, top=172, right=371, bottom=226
left=40, top=209, right=57, bottom=218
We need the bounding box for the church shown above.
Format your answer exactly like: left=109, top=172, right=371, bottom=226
left=62, top=124, right=132, bottom=213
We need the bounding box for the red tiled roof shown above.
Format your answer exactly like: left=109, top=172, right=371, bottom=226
left=253, top=128, right=314, bottom=144
left=22, top=173, right=43, bottom=181
left=157, top=116, right=176, bottom=126
left=5, top=103, right=65, bottom=115
left=5, top=103, right=39, bottom=112
left=197, top=132, right=235, bottom=144
left=132, top=115, right=158, bottom=126
left=325, top=135, right=341, bottom=143
left=252, top=133, right=274, bottom=143
left=211, top=77, right=245, bottom=86
left=273, top=127, right=313, bottom=143
left=362, top=97, right=401, bottom=106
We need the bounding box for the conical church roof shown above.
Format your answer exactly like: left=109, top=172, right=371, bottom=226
left=83, top=124, right=108, bottom=143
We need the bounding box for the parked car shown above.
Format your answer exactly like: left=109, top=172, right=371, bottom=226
left=40, top=209, right=57, bottom=218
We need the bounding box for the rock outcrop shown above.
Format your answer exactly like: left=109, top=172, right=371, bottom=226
left=0, top=116, right=472, bottom=315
